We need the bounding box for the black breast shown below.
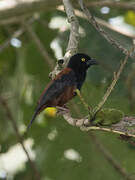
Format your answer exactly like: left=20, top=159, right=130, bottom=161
left=76, top=71, right=86, bottom=90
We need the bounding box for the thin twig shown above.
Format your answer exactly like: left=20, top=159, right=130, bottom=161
left=0, top=16, right=55, bottom=71
left=75, top=89, right=89, bottom=110
left=0, top=97, right=41, bottom=180
left=22, top=20, right=54, bottom=70
left=75, top=89, right=93, bottom=118
left=0, top=16, right=36, bottom=53
left=78, top=0, right=135, bottom=59
left=84, top=126, right=135, bottom=138
left=0, top=0, right=60, bottom=25
left=94, top=47, right=134, bottom=115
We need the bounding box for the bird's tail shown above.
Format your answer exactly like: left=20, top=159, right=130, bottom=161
left=27, top=110, right=39, bottom=131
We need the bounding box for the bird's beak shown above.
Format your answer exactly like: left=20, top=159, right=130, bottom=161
left=87, top=59, right=98, bottom=66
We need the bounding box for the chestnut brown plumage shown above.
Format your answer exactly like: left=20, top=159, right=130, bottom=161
left=27, top=53, right=98, bottom=130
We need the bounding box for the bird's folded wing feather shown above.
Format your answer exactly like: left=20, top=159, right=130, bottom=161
left=27, top=68, right=77, bottom=130
left=37, top=68, right=77, bottom=109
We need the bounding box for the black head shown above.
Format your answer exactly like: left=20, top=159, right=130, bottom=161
left=67, top=53, right=98, bottom=73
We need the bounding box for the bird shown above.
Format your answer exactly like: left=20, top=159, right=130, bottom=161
left=27, top=53, right=98, bottom=130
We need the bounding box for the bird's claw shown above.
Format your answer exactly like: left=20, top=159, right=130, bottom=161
left=56, top=106, right=70, bottom=115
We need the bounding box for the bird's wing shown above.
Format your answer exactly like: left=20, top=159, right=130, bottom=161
left=38, top=68, right=77, bottom=109
left=27, top=68, right=77, bottom=131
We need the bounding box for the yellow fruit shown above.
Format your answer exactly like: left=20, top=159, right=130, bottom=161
left=125, top=10, right=135, bottom=26
left=44, top=107, right=57, bottom=118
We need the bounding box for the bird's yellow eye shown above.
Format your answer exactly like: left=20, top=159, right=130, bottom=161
left=81, top=58, right=86, bottom=62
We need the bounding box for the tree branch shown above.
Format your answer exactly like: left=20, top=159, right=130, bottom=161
left=22, top=20, right=55, bottom=69
left=67, top=98, right=133, bottom=179
left=0, top=97, right=41, bottom=180
left=57, top=5, right=135, bottom=39
left=1, top=0, right=135, bottom=25
left=89, top=133, right=135, bottom=180
left=0, top=0, right=60, bottom=24
left=78, top=0, right=135, bottom=59
left=61, top=109, right=135, bottom=138
left=87, top=1, right=135, bottom=11
left=0, top=17, right=35, bottom=53
left=50, top=0, right=79, bottom=79
left=94, top=47, right=134, bottom=115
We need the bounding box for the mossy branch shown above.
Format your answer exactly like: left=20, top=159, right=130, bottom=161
left=62, top=108, right=135, bottom=138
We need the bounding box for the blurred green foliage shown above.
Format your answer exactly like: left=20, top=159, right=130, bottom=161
left=0, top=1, right=135, bottom=180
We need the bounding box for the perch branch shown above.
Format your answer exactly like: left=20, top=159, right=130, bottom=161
left=69, top=100, right=132, bottom=179
left=62, top=109, right=135, bottom=138
left=78, top=0, right=135, bottom=59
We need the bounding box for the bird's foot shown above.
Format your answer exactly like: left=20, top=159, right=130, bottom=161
left=56, top=106, right=70, bottom=115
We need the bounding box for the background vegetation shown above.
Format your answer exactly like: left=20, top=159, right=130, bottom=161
left=0, top=0, right=135, bottom=179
